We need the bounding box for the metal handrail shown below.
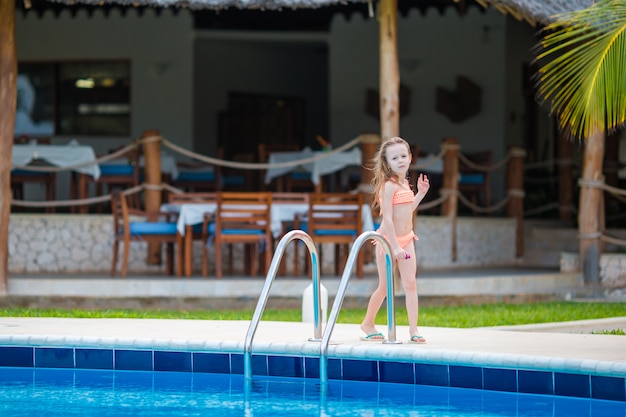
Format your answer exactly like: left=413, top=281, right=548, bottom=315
left=319, top=231, right=398, bottom=386
left=243, top=229, right=321, bottom=381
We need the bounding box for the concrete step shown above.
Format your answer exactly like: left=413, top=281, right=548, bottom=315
left=6, top=268, right=583, bottom=301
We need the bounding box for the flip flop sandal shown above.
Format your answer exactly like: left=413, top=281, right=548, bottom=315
left=409, top=335, right=426, bottom=344
left=360, top=332, right=385, bottom=341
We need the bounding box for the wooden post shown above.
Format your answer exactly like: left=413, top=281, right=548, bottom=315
left=378, top=0, right=399, bottom=140
left=578, top=130, right=605, bottom=284
left=506, top=147, right=526, bottom=257
left=440, top=137, right=459, bottom=261
left=0, top=0, right=17, bottom=295
left=557, top=130, right=574, bottom=221
left=358, top=133, right=380, bottom=199
left=358, top=133, right=381, bottom=265
left=142, top=129, right=163, bottom=265
left=441, top=137, right=459, bottom=217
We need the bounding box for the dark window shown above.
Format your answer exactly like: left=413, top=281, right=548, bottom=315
left=16, top=60, right=131, bottom=137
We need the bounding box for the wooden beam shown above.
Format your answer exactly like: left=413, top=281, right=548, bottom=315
left=0, top=0, right=17, bottom=295
left=378, top=0, right=399, bottom=141
left=142, top=129, right=163, bottom=265
left=506, top=147, right=525, bottom=257
left=578, top=130, right=605, bottom=283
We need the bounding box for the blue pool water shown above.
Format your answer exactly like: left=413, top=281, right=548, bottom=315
left=0, top=368, right=624, bottom=417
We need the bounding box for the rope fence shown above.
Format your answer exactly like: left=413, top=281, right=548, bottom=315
left=577, top=177, right=626, bottom=248
left=522, top=155, right=582, bottom=218
left=6, top=135, right=525, bottom=217
left=414, top=145, right=525, bottom=216
left=8, top=134, right=626, bottom=241
left=8, top=135, right=363, bottom=208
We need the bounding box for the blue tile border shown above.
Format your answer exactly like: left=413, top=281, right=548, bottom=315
left=0, top=345, right=624, bottom=403
left=0, top=346, right=33, bottom=367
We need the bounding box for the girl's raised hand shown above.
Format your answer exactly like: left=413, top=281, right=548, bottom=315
left=416, top=173, right=430, bottom=194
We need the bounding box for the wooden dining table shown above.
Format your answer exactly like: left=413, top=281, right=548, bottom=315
left=12, top=142, right=101, bottom=178
left=160, top=200, right=375, bottom=277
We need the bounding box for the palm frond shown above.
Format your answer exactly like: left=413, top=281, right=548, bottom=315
left=534, top=0, right=626, bottom=139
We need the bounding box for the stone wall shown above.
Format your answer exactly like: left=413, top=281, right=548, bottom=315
left=561, top=252, right=626, bottom=288
left=8, top=214, right=518, bottom=275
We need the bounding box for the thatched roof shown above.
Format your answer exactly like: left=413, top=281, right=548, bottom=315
left=41, top=0, right=369, bottom=11
left=36, top=0, right=595, bottom=26
left=476, top=0, right=595, bottom=25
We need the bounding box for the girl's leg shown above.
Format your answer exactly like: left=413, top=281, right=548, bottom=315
left=396, top=242, right=421, bottom=339
left=360, top=246, right=390, bottom=338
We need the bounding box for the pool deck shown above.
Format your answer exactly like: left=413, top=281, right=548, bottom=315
left=2, top=266, right=625, bottom=385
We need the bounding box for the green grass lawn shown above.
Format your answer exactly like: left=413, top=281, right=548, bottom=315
left=1, top=301, right=625, bottom=332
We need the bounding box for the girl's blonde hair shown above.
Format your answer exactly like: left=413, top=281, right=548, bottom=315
left=370, top=136, right=412, bottom=214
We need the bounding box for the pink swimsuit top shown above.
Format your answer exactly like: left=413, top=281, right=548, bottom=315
left=379, top=179, right=414, bottom=214
left=393, top=181, right=414, bottom=205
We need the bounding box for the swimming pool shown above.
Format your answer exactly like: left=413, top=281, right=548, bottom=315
left=1, top=367, right=624, bottom=417
left=0, top=317, right=624, bottom=415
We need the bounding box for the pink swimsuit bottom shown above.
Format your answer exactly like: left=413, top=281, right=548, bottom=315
left=373, top=230, right=418, bottom=252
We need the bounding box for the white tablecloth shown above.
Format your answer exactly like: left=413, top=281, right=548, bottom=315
left=161, top=202, right=374, bottom=238
left=12, top=143, right=101, bottom=179
left=265, top=148, right=362, bottom=186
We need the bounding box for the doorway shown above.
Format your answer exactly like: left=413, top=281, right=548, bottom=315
left=193, top=37, right=329, bottom=158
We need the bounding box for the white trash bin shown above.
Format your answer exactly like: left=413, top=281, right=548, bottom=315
left=301, top=282, right=328, bottom=324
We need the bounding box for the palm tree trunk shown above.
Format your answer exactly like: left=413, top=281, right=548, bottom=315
left=0, top=0, right=17, bottom=295
left=578, top=130, right=605, bottom=286
left=378, top=0, right=399, bottom=141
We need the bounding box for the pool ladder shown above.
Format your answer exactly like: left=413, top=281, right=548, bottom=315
left=244, top=230, right=398, bottom=385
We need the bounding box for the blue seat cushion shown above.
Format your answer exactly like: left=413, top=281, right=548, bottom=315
left=129, top=222, right=177, bottom=235
left=100, top=165, right=134, bottom=176
left=222, top=229, right=265, bottom=235
left=296, top=223, right=356, bottom=237
left=290, top=172, right=311, bottom=180
left=11, top=169, right=50, bottom=176
left=191, top=222, right=215, bottom=234
left=459, top=173, right=485, bottom=185
left=223, top=175, right=246, bottom=186
left=178, top=171, right=215, bottom=182
left=313, top=230, right=357, bottom=236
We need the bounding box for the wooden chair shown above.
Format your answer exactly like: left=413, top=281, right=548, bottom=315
left=168, top=192, right=217, bottom=277
left=110, top=191, right=181, bottom=277
left=258, top=143, right=314, bottom=192
left=11, top=137, right=56, bottom=213
left=207, top=192, right=273, bottom=279
left=297, top=192, right=364, bottom=278
left=458, top=150, right=493, bottom=216
left=272, top=192, right=309, bottom=276
left=83, top=146, right=141, bottom=212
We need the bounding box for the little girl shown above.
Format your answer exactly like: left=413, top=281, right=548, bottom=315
left=360, top=136, right=430, bottom=343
